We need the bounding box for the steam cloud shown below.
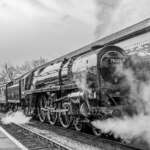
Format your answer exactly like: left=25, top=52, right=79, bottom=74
left=1, top=111, right=31, bottom=125
left=92, top=55, right=150, bottom=146
left=94, top=0, right=120, bottom=38
left=95, top=0, right=150, bottom=38
left=92, top=115, right=150, bottom=143
left=74, top=71, right=90, bottom=93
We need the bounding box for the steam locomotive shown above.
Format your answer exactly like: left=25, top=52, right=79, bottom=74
left=1, top=18, right=150, bottom=135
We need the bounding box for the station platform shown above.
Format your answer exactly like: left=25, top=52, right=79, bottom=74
left=0, top=126, right=27, bottom=150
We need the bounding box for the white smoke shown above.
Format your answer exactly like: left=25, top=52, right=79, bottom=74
left=92, top=115, right=150, bottom=143
left=73, top=71, right=90, bottom=93
left=1, top=111, right=31, bottom=125
left=95, top=0, right=150, bottom=38
left=92, top=55, right=150, bottom=146
left=94, top=0, right=120, bottom=38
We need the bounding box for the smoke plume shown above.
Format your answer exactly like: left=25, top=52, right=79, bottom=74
left=95, top=0, right=150, bottom=38
left=1, top=111, right=31, bottom=125
left=92, top=55, right=150, bottom=146
left=94, top=0, right=120, bottom=38
left=73, top=71, right=90, bottom=93
left=92, top=115, right=150, bottom=142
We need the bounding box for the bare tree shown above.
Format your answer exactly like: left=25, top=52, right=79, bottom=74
left=0, top=57, right=48, bottom=84
left=0, top=63, right=16, bottom=82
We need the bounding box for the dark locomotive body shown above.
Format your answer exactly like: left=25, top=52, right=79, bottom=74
left=1, top=18, right=150, bottom=135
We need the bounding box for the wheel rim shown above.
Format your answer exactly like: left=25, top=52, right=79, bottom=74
left=47, top=103, right=57, bottom=125
left=38, top=95, right=47, bottom=122
left=74, top=118, right=82, bottom=131
left=59, top=103, right=72, bottom=128
left=92, top=127, right=102, bottom=136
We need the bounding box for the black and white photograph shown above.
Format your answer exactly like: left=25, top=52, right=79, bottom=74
left=0, top=0, right=150, bottom=150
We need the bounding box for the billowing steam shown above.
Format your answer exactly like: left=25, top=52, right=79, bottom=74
left=73, top=70, right=97, bottom=100
left=95, top=0, right=150, bottom=38
left=73, top=71, right=90, bottom=93
left=1, top=111, right=31, bottom=125
left=92, top=114, right=150, bottom=143
left=94, top=0, right=120, bottom=38
left=92, top=55, right=150, bottom=146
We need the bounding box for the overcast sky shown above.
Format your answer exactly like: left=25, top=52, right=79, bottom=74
left=0, top=0, right=150, bottom=66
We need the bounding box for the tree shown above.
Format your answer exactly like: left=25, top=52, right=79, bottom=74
left=0, top=57, right=48, bottom=83
left=0, top=63, right=16, bottom=82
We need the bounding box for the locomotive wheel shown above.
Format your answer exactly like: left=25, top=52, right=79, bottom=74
left=73, top=117, right=82, bottom=131
left=37, top=95, right=47, bottom=122
left=24, top=96, right=29, bottom=116
left=92, top=126, right=102, bottom=136
left=24, top=106, right=29, bottom=116
left=59, top=103, right=73, bottom=128
left=47, top=102, right=58, bottom=125
left=24, top=95, right=35, bottom=116
left=24, top=105, right=34, bottom=116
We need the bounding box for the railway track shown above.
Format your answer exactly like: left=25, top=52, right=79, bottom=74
left=0, top=122, right=70, bottom=150
left=25, top=120, right=146, bottom=150
left=0, top=116, right=147, bottom=150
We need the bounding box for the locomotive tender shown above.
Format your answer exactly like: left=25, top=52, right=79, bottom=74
left=1, top=18, right=150, bottom=135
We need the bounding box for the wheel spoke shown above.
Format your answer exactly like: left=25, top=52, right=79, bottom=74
left=47, top=110, right=57, bottom=125
left=38, top=95, right=47, bottom=122
left=59, top=103, right=72, bottom=128
left=47, top=95, right=57, bottom=125
left=74, top=117, right=82, bottom=131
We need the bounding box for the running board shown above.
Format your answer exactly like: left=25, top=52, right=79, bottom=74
left=41, top=107, right=68, bottom=113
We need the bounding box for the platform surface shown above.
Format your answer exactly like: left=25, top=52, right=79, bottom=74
left=0, top=126, right=28, bottom=150
left=0, top=112, right=28, bottom=150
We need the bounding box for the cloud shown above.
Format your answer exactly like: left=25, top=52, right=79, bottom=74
left=0, top=0, right=58, bottom=22
left=94, top=0, right=120, bottom=38
left=95, top=0, right=150, bottom=38
left=0, top=0, right=96, bottom=27
left=1, top=0, right=150, bottom=39
left=108, top=0, right=150, bottom=34
left=2, top=0, right=150, bottom=65
left=0, top=0, right=98, bottom=65
left=38, top=0, right=96, bottom=26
